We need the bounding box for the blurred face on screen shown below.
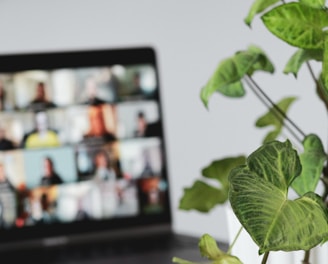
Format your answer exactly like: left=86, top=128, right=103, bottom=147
left=95, top=152, right=108, bottom=169
left=0, top=164, right=5, bottom=182
left=85, top=77, right=97, bottom=99
left=0, top=80, right=4, bottom=97
left=88, top=106, right=106, bottom=136
left=136, top=112, right=147, bottom=136
left=0, top=128, right=5, bottom=139
left=36, top=83, right=46, bottom=101
left=133, top=73, right=141, bottom=89
left=35, top=112, right=48, bottom=132
left=43, top=158, right=54, bottom=177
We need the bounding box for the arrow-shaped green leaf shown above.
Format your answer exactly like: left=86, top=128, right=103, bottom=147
left=200, top=81, right=245, bottom=108
left=179, top=156, right=246, bottom=212
left=179, top=181, right=227, bottom=213
left=284, top=49, right=323, bottom=77
left=202, top=156, right=246, bottom=190
left=229, top=140, right=328, bottom=254
left=245, top=45, right=275, bottom=75
left=255, top=97, right=297, bottom=143
left=199, top=234, right=225, bottom=260
left=172, top=234, right=242, bottom=264
left=261, top=2, right=328, bottom=49
left=199, top=234, right=242, bottom=264
left=244, top=0, right=280, bottom=26
left=201, top=45, right=274, bottom=107
left=292, top=134, right=326, bottom=196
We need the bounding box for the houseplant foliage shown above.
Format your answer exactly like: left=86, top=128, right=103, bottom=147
left=173, top=0, right=328, bottom=263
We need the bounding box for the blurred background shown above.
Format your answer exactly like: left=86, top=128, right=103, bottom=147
left=0, top=0, right=326, bottom=244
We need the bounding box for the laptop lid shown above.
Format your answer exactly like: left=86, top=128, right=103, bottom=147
left=0, top=47, right=172, bottom=249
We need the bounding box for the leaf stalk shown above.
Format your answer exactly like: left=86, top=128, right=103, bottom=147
left=261, top=252, right=270, bottom=264
left=227, top=226, right=243, bottom=255
left=244, top=75, right=305, bottom=144
left=302, top=250, right=311, bottom=264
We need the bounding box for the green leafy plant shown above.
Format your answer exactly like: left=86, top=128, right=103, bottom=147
left=173, top=1, right=328, bottom=263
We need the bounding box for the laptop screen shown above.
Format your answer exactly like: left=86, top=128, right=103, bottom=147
left=0, top=47, right=171, bottom=246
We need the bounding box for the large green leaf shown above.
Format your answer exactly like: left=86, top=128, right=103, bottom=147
left=299, top=0, right=326, bottom=9
left=179, top=181, right=227, bottom=212
left=255, top=97, right=297, bottom=143
left=292, top=134, right=326, bottom=196
left=244, top=0, right=280, bottom=26
left=201, top=45, right=274, bottom=107
left=172, top=234, right=242, bottom=264
left=261, top=2, right=328, bottom=49
left=284, top=49, right=323, bottom=77
left=229, top=140, right=328, bottom=253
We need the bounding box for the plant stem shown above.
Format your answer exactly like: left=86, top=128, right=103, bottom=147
left=322, top=179, right=328, bottom=202
left=306, top=61, right=320, bottom=89
left=227, top=226, right=243, bottom=255
left=306, top=61, right=328, bottom=111
left=247, top=75, right=306, bottom=138
left=321, top=164, right=328, bottom=202
left=302, top=250, right=311, bottom=264
left=245, top=75, right=305, bottom=144
left=261, top=252, right=270, bottom=264
left=309, top=57, right=328, bottom=202
left=306, top=61, right=328, bottom=153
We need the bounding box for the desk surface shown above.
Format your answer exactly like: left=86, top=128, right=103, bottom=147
left=1, top=233, right=228, bottom=264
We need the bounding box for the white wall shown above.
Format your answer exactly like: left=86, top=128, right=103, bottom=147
left=0, top=0, right=326, bottom=244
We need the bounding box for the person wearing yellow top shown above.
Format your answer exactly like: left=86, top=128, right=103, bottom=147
left=25, top=130, right=60, bottom=149
left=22, top=111, right=60, bottom=149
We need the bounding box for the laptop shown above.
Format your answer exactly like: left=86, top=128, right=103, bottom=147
left=0, top=47, right=226, bottom=263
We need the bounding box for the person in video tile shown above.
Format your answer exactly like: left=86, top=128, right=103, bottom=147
left=22, top=111, right=60, bottom=149
left=83, top=76, right=107, bottom=106
left=131, top=72, right=143, bottom=96
left=139, top=177, right=165, bottom=214
left=134, top=111, right=147, bottom=137
left=134, top=110, right=161, bottom=138
left=26, top=82, right=57, bottom=111
left=0, top=163, right=16, bottom=228
left=0, top=127, right=16, bottom=151
left=83, top=105, right=116, bottom=141
left=93, top=150, right=117, bottom=182
left=40, top=157, right=63, bottom=186
left=33, top=192, right=57, bottom=224
left=0, top=80, right=6, bottom=111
